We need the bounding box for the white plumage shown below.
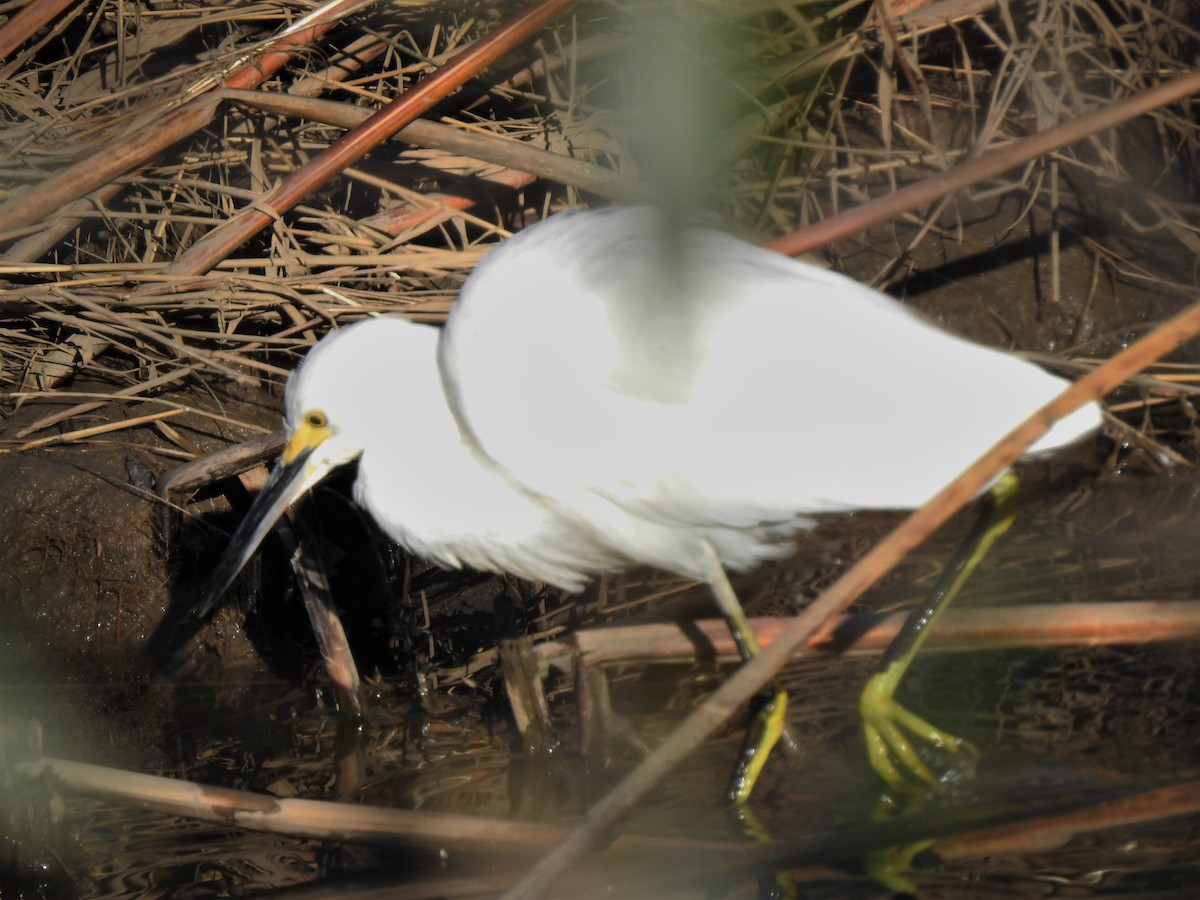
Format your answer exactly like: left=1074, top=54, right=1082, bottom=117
left=210, top=206, right=1101, bottom=615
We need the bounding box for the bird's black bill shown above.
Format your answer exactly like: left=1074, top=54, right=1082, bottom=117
left=146, top=445, right=318, bottom=666
left=200, top=444, right=318, bottom=616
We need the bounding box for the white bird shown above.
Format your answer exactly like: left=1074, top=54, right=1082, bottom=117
left=197, top=206, right=1101, bottom=792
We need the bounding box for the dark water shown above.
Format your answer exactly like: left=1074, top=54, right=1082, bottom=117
left=3, top=451, right=1200, bottom=897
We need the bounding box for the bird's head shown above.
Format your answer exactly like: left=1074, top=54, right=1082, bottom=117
left=280, top=318, right=391, bottom=475
left=196, top=317, right=436, bottom=616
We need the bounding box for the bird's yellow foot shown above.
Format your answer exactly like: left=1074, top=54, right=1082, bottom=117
left=729, top=802, right=797, bottom=900
left=867, top=837, right=933, bottom=894
left=724, top=685, right=796, bottom=898
left=860, top=670, right=977, bottom=793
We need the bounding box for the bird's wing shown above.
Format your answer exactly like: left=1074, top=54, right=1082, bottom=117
left=439, top=208, right=1096, bottom=534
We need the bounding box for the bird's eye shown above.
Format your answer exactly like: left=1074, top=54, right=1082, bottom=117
left=304, top=410, right=328, bottom=429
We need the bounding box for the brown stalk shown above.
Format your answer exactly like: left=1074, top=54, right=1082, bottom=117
left=10, top=755, right=739, bottom=856
left=15, top=407, right=186, bottom=451
left=1, top=182, right=128, bottom=263
left=744, top=777, right=1200, bottom=878
left=0, top=0, right=76, bottom=61
left=219, top=88, right=645, bottom=202
left=545, top=601, right=1200, bottom=669
left=935, top=779, right=1200, bottom=859
left=0, top=7, right=348, bottom=234
left=13, top=369, right=201, bottom=440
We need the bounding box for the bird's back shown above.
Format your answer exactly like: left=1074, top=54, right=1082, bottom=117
left=439, top=208, right=1100, bottom=577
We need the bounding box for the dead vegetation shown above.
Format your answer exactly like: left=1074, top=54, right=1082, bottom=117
left=3, top=0, right=1200, bottom=897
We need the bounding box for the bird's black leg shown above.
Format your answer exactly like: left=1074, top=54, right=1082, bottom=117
left=697, top=541, right=791, bottom=805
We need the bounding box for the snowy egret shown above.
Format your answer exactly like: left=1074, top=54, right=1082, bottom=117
left=197, top=206, right=1101, bottom=797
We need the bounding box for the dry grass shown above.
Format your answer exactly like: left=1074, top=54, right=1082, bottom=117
left=5, top=5, right=1200, bottom=895
left=0, top=0, right=1197, bottom=444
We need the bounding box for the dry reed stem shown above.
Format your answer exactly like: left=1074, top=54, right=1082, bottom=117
left=536, top=601, right=1200, bottom=669
left=220, top=88, right=645, bottom=201
left=12, top=754, right=1196, bottom=896
left=0, top=0, right=77, bottom=62
left=13, top=406, right=185, bottom=451
left=0, top=1, right=355, bottom=232
left=741, top=777, right=1200, bottom=878
left=10, top=754, right=741, bottom=856
left=932, top=779, right=1200, bottom=861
